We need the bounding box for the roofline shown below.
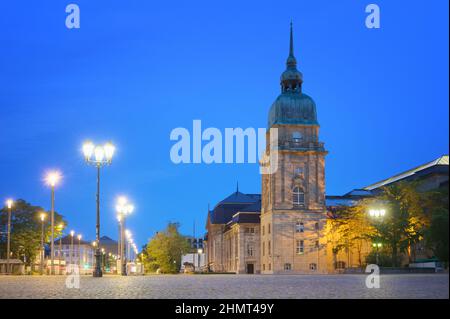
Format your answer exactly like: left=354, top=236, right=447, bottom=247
left=363, top=155, right=449, bottom=190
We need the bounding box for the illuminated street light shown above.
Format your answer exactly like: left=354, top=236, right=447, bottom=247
left=77, top=234, right=82, bottom=270
left=116, top=196, right=134, bottom=276
left=45, top=170, right=61, bottom=275
left=369, top=209, right=386, bottom=218
left=57, top=223, right=65, bottom=275
left=39, top=213, right=47, bottom=275
left=372, top=242, right=383, bottom=265
left=70, top=230, right=75, bottom=265
left=82, top=140, right=115, bottom=278
left=5, top=199, right=14, bottom=274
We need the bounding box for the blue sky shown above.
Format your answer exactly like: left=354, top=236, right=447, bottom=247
left=0, top=0, right=448, bottom=248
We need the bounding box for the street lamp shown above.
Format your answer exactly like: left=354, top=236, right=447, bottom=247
left=57, top=223, right=64, bottom=275
left=372, top=242, right=382, bottom=265
left=77, top=234, right=82, bottom=271
left=116, top=196, right=134, bottom=276
left=369, top=209, right=386, bottom=218
left=5, top=199, right=13, bottom=274
left=45, top=170, right=61, bottom=275
left=197, top=248, right=203, bottom=272
left=39, top=213, right=47, bottom=275
left=82, top=140, right=115, bottom=277
left=70, top=230, right=75, bottom=266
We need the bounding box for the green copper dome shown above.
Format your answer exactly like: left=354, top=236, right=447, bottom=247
left=268, top=92, right=318, bottom=127
left=268, top=23, right=319, bottom=128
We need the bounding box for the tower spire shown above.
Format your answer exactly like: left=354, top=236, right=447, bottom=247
left=289, top=20, right=294, bottom=57
left=236, top=181, right=239, bottom=193
left=286, top=20, right=297, bottom=69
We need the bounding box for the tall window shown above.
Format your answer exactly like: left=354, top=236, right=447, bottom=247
left=284, top=263, right=292, bottom=271
left=268, top=223, right=271, bottom=234
left=296, top=240, right=304, bottom=254
left=247, top=244, right=253, bottom=257
left=310, top=263, right=317, bottom=271
left=268, top=241, right=271, bottom=256
left=296, top=222, right=304, bottom=233
left=293, top=187, right=305, bottom=206
left=262, top=225, right=265, bottom=236
left=262, top=242, right=265, bottom=256
left=314, top=222, right=320, bottom=231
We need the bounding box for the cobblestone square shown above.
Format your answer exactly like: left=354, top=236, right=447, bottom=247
left=0, top=274, right=448, bottom=299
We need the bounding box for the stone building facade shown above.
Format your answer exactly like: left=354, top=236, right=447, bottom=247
left=203, top=24, right=449, bottom=274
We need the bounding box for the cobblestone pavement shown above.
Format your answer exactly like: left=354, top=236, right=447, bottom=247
left=0, top=274, right=448, bottom=299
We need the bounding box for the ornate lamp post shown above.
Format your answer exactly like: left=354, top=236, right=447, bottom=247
left=82, top=140, right=115, bottom=277
left=116, top=196, right=134, bottom=276
left=57, top=223, right=64, bottom=275
left=39, top=213, right=47, bottom=275
left=197, top=248, right=203, bottom=271
left=368, top=208, right=386, bottom=266
left=5, top=199, right=13, bottom=274
left=45, top=171, right=61, bottom=275
left=70, top=230, right=75, bottom=266
left=77, top=234, right=82, bottom=271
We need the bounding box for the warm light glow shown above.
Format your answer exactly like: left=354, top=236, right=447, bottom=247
left=117, top=196, right=127, bottom=206
left=6, top=199, right=13, bottom=209
left=70, top=230, right=75, bottom=237
left=94, top=146, right=105, bottom=162
left=82, top=141, right=95, bottom=159
left=45, top=171, right=62, bottom=187
left=77, top=234, right=82, bottom=241
left=58, top=223, right=64, bottom=229
left=116, top=196, right=134, bottom=215
left=104, top=142, right=115, bottom=161
left=125, top=229, right=132, bottom=238
left=117, top=214, right=122, bottom=222
left=197, top=248, right=203, bottom=254
left=369, top=209, right=386, bottom=218
left=40, top=213, right=46, bottom=222
left=377, top=243, right=382, bottom=248
left=92, top=241, right=97, bottom=247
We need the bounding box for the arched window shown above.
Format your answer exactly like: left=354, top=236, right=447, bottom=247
left=292, top=187, right=305, bottom=206
left=292, top=131, right=302, bottom=143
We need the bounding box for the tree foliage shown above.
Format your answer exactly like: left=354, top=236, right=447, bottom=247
left=0, top=199, right=66, bottom=265
left=145, top=223, right=190, bottom=274
left=327, top=200, right=376, bottom=268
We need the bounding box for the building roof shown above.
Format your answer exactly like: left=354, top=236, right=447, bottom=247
left=363, top=155, right=449, bottom=191
left=53, top=234, right=91, bottom=245
left=231, top=212, right=261, bottom=224
left=209, top=191, right=261, bottom=224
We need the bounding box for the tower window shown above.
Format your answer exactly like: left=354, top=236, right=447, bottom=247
left=296, top=222, right=304, bottom=233
left=293, top=187, right=305, bottom=206
left=284, top=263, right=292, bottom=271
left=314, top=222, right=319, bottom=231
left=292, top=132, right=302, bottom=143
left=310, top=263, right=317, bottom=271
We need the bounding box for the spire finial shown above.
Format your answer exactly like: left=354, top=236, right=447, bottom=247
left=236, top=181, right=239, bottom=193
left=286, top=21, right=297, bottom=68
left=289, top=20, right=294, bottom=57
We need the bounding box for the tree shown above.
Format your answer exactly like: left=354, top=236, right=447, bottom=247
left=374, top=182, right=428, bottom=267
left=145, top=223, right=190, bottom=274
left=0, top=199, right=66, bottom=266
left=327, top=201, right=376, bottom=268
left=423, top=185, right=449, bottom=266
